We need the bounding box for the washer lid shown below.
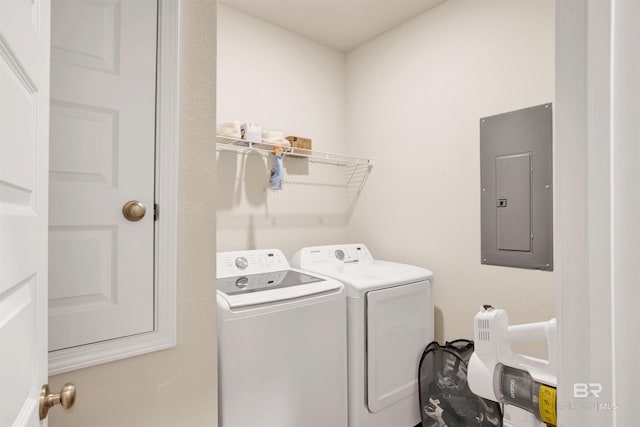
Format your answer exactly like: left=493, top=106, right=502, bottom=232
left=296, top=260, right=432, bottom=297
left=217, top=269, right=341, bottom=308
left=292, top=244, right=433, bottom=296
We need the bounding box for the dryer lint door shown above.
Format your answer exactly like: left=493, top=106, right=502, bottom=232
left=366, top=280, right=433, bottom=412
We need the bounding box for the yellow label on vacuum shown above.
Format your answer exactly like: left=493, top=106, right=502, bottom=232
left=538, top=384, right=557, bottom=426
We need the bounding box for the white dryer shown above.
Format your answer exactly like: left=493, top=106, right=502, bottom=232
left=292, top=244, right=434, bottom=427
left=217, top=249, right=348, bottom=427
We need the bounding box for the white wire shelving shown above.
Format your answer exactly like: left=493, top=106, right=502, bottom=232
left=215, top=135, right=373, bottom=168
left=215, top=135, right=374, bottom=219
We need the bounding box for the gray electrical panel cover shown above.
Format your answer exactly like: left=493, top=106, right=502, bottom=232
left=480, top=103, right=553, bottom=270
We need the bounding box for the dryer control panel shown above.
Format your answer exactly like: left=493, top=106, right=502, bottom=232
left=217, top=249, right=289, bottom=278
left=293, top=244, right=374, bottom=267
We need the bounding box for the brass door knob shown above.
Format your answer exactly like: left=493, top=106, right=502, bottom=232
left=39, top=383, right=76, bottom=420
left=122, top=200, right=146, bottom=221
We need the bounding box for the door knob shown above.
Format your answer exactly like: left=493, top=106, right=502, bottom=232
left=122, top=200, right=146, bottom=221
left=39, top=383, right=76, bottom=420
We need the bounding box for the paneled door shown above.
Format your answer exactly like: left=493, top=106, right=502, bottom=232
left=48, top=0, right=158, bottom=351
left=0, top=0, right=51, bottom=425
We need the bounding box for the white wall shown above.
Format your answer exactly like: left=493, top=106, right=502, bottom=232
left=346, top=0, right=556, bottom=353
left=216, top=5, right=349, bottom=258
left=49, top=2, right=218, bottom=425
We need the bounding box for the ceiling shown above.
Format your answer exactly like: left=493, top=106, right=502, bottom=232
left=219, top=0, right=447, bottom=52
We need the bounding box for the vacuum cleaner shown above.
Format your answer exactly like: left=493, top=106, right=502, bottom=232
left=468, top=306, right=557, bottom=427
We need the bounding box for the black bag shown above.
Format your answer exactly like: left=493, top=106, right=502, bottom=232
left=418, top=339, right=502, bottom=427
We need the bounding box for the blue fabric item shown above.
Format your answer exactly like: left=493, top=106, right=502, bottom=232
left=269, top=154, right=283, bottom=190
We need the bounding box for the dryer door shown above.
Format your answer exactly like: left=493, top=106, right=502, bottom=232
left=366, top=280, right=432, bottom=413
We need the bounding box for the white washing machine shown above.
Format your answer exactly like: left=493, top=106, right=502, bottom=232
left=217, top=249, right=348, bottom=427
left=292, top=244, right=434, bottom=427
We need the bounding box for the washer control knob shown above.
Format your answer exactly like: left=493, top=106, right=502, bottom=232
left=235, top=277, right=249, bottom=289
left=235, top=256, right=249, bottom=270
left=334, top=249, right=345, bottom=261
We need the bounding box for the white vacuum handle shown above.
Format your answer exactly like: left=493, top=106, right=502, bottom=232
left=507, top=321, right=551, bottom=342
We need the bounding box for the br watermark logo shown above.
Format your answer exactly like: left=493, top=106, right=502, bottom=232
left=558, top=383, right=617, bottom=411
left=573, top=383, right=602, bottom=398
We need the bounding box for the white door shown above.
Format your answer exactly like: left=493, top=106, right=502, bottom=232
left=48, top=0, right=158, bottom=351
left=0, top=0, right=51, bottom=425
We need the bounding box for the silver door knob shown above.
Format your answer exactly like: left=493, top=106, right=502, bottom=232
left=39, top=383, right=76, bottom=420
left=122, top=200, right=146, bottom=221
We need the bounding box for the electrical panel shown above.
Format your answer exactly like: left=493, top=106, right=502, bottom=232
left=480, top=103, right=553, bottom=270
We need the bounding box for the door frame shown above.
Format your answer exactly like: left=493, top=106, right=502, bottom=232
left=556, top=0, right=639, bottom=424
left=48, top=0, right=180, bottom=375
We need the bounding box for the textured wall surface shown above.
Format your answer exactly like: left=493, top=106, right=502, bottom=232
left=49, top=1, right=219, bottom=425
left=216, top=5, right=350, bottom=258
left=345, top=0, right=556, bottom=356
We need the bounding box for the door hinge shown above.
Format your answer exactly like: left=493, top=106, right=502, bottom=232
left=154, top=203, right=159, bottom=221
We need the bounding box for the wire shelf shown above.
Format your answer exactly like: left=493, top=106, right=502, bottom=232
left=216, top=135, right=373, bottom=168
left=216, top=135, right=374, bottom=220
